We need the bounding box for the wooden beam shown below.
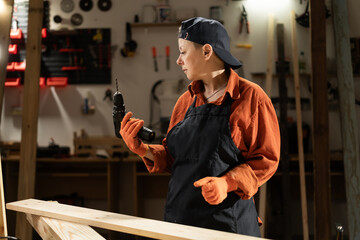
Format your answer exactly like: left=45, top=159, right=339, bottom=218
left=277, top=23, right=292, bottom=240
left=0, top=157, right=8, bottom=236
left=7, top=199, right=266, bottom=240
left=290, top=10, right=309, bottom=240
left=265, top=13, right=275, bottom=96
left=331, top=0, right=360, bottom=239
left=107, top=162, right=119, bottom=240
left=309, top=0, right=332, bottom=239
left=16, top=0, right=43, bottom=239
left=26, top=213, right=105, bottom=240
left=0, top=0, right=14, bottom=123
left=259, top=13, right=274, bottom=238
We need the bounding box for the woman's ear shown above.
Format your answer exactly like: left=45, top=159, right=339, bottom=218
left=202, top=44, right=213, bottom=59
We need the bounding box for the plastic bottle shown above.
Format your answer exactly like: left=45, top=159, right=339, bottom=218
left=299, top=51, right=306, bottom=74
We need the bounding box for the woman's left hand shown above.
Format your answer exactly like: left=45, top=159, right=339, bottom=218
left=193, top=177, right=229, bottom=205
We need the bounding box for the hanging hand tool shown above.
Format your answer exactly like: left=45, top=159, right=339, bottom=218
left=165, top=46, right=170, bottom=70
left=236, top=43, right=252, bottom=49
left=121, top=22, right=137, bottom=57
left=239, top=5, right=250, bottom=34
left=152, top=47, right=158, bottom=72
left=103, top=89, right=113, bottom=101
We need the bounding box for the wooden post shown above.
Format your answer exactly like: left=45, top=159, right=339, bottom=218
left=107, top=161, right=119, bottom=240
left=0, top=0, right=14, bottom=122
left=16, top=0, right=43, bottom=239
left=331, top=0, right=360, bottom=239
left=0, top=5, right=14, bottom=234
left=290, top=10, right=309, bottom=240
left=0, top=157, right=8, bottom=237
left=265, top=14, right=275, bottom=96
left=309, top=0, right=332, bottom=239
left=258, top=13, right=274, bottom=238
left=277, top=23, right=292, bottom=240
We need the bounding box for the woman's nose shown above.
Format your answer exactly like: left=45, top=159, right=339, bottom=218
left=176, top=55, right=182, bottom=65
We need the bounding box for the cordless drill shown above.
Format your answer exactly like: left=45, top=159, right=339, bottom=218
left=112, top=79, right=155, bottom=142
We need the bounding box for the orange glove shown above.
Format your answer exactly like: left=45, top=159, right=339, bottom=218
left=193, top=175, right=238, bottom=205
left=120, top=112, right=148, bottom=157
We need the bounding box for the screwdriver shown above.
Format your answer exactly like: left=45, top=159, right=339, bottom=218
left=152, top=46, right=158, bottom=72
left=166, top=46, right=170, bottom=70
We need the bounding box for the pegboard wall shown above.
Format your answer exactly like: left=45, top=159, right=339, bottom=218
left=6, top=0, right=111, bottom=86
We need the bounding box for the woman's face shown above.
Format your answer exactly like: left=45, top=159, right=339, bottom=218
left=176, top=38, right=206, bottom=81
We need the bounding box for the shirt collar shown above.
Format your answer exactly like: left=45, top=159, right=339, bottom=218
left=187, top=69, right=241, bottom=103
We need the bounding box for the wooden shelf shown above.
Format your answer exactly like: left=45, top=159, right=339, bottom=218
left=251, top=72, right=311, bottom=78
left=2, top=155, right=120, bottom=216
left=251, top=72, right=360, bottom=78
left=2, top=155, right=120, bottom=163
left=130, top=22, right=180, bottom=28
left=40, top=173, right=107, bottom=178
left=288, top=151, right=343, bottom=162
left=274, top=171, right=344, bottom=176
left=122, top=155, right=142, bottom=162
left=130, top=20, right=224, bottom=28
left=136, top=172, right=170, bottom=177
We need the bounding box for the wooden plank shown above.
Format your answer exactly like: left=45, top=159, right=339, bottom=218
left=0, top=157, right=8, bottom=236
left=107, top=162, right=119, bottom=240
left=7, top=199, right=266, bottom=240
left=16, top=0, right=43, bottom=239
left=265, top=13, right=275, bottom=96
left=75, top=136, right=125, bottom=146
left=277, top=23, right=292, bottom=240
left=331, top=0, right=360, bottom=239
left=26, top=213, right=105, bottom=240
left=309, top=0, right=332, bottom=239
left=2, top=155, right=119, bottom=163
left=133, top=162, right=139, bottom=216
left=0, top=0, right=14, bottom=123
left=258, top=13, right=274, bottom=238
left=290, top=10, right=309, bottom=240
left=131, top=22, right=179, bottom=28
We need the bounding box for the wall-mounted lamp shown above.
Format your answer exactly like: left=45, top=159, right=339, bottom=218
left=0, top=0, right=5, bottom=13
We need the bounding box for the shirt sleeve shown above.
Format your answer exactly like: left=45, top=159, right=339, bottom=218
left=141, top=139, right=174, bottom=173
left=229, top=97, right=280, bottom=200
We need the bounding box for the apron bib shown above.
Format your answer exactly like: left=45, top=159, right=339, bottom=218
left=165, top=96, right=260, bottom=236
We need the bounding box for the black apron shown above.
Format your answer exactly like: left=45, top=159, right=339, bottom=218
left=165, top=96, right=260, bottom=236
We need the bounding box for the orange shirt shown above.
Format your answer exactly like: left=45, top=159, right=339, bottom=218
left=143, top=69, right=280, bottom=200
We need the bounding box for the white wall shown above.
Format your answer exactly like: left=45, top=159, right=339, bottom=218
left=1, top=0, right=359, bottom=153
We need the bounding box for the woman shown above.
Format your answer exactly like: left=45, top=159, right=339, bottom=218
left=120, top=17, right=280, bottom=237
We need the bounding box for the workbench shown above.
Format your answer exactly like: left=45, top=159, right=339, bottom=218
left=2, top=155, right=120, bottom=210
left=2, top=154, right=121, bottom=238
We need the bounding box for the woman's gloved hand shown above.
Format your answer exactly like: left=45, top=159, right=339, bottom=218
left=193, top=175, right=238, bottom=205
left=120, top=112, right=148, bottom=157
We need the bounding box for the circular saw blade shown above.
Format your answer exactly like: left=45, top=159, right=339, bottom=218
left=79, top=0, right=93, bottom=11
left=60, top=0, right=75, bottom=13
left=71, top=13, right=83, bottom=26
left=98, top=0, right=112, bottom=12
